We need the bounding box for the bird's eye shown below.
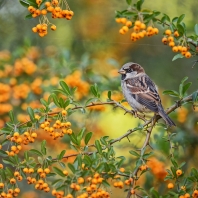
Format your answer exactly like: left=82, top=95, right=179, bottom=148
left=126, top=68, right=132, bottom=73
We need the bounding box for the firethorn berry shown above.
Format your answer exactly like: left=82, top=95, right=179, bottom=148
left=0, top=164, right=3, bottom=169
left=63, top=170, right=69, bottom=176
left=115, top=18, right=121, bottom=23
left=153, top=28, right=159, bottom=34
left=119, top=28, right=125, bottom=35
left=31, top=132, right=37, bottom=138
left=184, top=193, right=190, bottom=198
left=45, top=2, right=51, bottom=7
left=162, top=37, right=168, bottom=44
left=177, top=45, right=183, bottom=52
left=174, top=30, right=180, bottom=37
left=165, top=29, right=172, bottom=36
left=29, top=168, right=34, bottom=173
left=14, top=132, right=19, bottom=138
left=78, top=177, right=85, bottom=184
left=140, top=23, right=146, bottom=29
left=14, top=188, right=20, bottom=193
left=23, top=167, right=29, bottom=173
left=167, top=182, right=174, bottom=189
left=0, top=183, right=4, bottom=188
left=126, top=21, right=132, bottom=27
left=131, top=189, right=135, bottom=194
left=44, top=168, right=50, bottom=174
left=185, top=51, right=192, bottom=58
left=120, top=18, right=127, bottom=24
left=119, top=167, right=125, bottom=172
left=122, top=26, right=129, bottom=33
left=179, top=196, right=185, bottom=198
left=14, top=171, right=20, bottom=177
left=168, top=36, right=174, bottom=42
left=135, top=20, right=141, bottom=27
left=182, top=46, right=187, bottom=52
left=176, top=169, right=183, bottom=176
left=41, top=9, right=47, bottom=15
left=62, top=110, right=67, bottom=116
left=10, top=178, right=16, bottom=184
left=169, top=41, right=175, bottom=47
left=37, top=168, right=43, bottom=174
left=172, top=46, right=179, bottom=52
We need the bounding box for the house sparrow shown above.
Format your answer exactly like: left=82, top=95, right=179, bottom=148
left=118, top=62, right=175, bottom=127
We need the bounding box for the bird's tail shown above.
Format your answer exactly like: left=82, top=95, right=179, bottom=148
left=158, top=106, right=176, bottom=127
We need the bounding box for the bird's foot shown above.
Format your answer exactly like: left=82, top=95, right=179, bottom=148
left=131, top=110, right=137, bottom=118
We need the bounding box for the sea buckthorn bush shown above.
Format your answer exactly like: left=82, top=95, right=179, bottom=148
left=0, top=0, right=198, bottom=198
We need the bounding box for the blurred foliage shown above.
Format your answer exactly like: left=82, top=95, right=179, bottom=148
left=0, top=0, right=198, bottom=198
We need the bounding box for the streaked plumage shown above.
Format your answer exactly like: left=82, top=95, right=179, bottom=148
left=118, top=62, right=175, bottom=127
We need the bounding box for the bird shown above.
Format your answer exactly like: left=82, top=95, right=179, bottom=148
left=118, top=62, right=176, bottom=127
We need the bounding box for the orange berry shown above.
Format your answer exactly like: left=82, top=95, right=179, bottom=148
left=172, top=46, right=178, bottom=52
left=47, top=6, right=54, bottom=12
left=44, top=168, right=50, bottom=174
left=165, top=29, right=172, bottom=36
left=10, top=178, right=16, bottom=184
left=29, top=168, right=34, bottom=174
left=174, top=31, right=180, bottom=37
left=45, top=2, right=51, bottom=7
left=140, top=23, right=146, bottom=29
left=14, top=171, right=20, bottom=177
left=134, top=25, right=140, bottom=32
left=179, top=196, right=185, bottom=198
left=162, top=37, right=168, bottom=44
left=13, top=132, right=19, bottom=138
left=63, top=170, right=68, bottom=176
left=120, top=18, right=127, bottom=24
left=131, top=189, right=135, bottom=194
left=23, top=167, right=29, bottom=173
left=14, top=188, right=20, bottom=193
left=115, top=18, right=121, bottom=23
left=28, top=6, right=34, bottom=13
left=51, top=25, right=56, bottom=31
left=0, top=183, right=4, bottom=188
left=177, top=45, right=183, bottom=52
left=119, top=28, right=125, bottom=35
left=182, top=47, right=187, bottom=52
left=168, top=36, right=174, bottom=42
left=167, top=182, right=174, bottom=189
left=61, top=110, right=67, bottom=116
left=37, top=168, right=43, bottom=174
left=122, top=26, right=129, bottom=32
left=0, top=164, right=3, bottom=169
left=31, top=132, right=37, bottom=138
left=119, top=167, right=125, bottom=172
left=153, top=28, right=159, bottom=34
left=126, top=21, right=132, bottom=27
left=41, top=9, right=47, bottom=15
left=135, top=20, right=141, bottom=27
left=185, top=51, right=192, bottom=58
left=184, top=193, right=190, bottom=198
left=78, top=177, right=85, bottom=184
left=176, top=169, right=183, bottom=176
left=169, top=41, right=175, bottom=47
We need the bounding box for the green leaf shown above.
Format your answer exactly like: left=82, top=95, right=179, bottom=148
left=126, top=0, right=132, bottom=5
left=41, top=140, right=47, bottom=155
left=27, top=107, right=35, bottom=122
left=51, top=93, right=61, bottom=108
left=68, top=163, right=75, bottom=173
left=69, top=133, right=78, bottom=145
left=136, top=0, right=144, bottom=11
left=8, top=110, right=15, bottom=123
left=177, top=23, right=185, bottom=36
left=25, top=13, right=33, bottom=19
left=3, top=158, right=15, bottom=166
left=192, top=91, right=198, bottom=102
left=129, top=150, right=140, bottom=157
left=182, top=82, right=192, bottom=95
left=77, top=128, right=86, bottom=145
left=171, top=158, right=178, bottom=168
left=53, top=167, right=65, bottom=177
left=163, top=90, right=179, bottom=97
left=194, top=24, right=198, bottom=36
left=19, top=0, right=30, bottom=7
left=172, top=53, right=184, bottom=61
left=24, top=151, right=29, bottom=161
left=172, top=17, right=178, bottom=23
left=177, top=14, right=185, bottom=24
left=29, top=149, right=43, bottom=157
left=179, top=162, right=186, bottom=169
left=84, top=132, right=93, bottom=145
left=59, top=81, right=71, bottom=96
left=95, top=140, right=102, bottom=154
left=163, top=14, right=170, bottom=22
left=58, top=150, right=66, bottom=160
left=40, top=98, right=48, bottom=107
left=0, top=150, right=8, bottom=157
left=107, top=91, right=112, bottom=101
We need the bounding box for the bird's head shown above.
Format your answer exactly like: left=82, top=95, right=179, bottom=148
left=118, top=62, right=145, bottom=80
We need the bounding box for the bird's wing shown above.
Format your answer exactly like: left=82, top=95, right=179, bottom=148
left=125, top=75, right=161, bottom=112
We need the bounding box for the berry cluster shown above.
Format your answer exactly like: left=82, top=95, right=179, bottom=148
left=34, top=179, right=50, bottom=192
left=116, top=19, right=159, bottom=42
left=162, top=29, right=192, bottom=58
left=28, top=0, right=74, bottom=37
left=40, top=110, right=72, bottom=140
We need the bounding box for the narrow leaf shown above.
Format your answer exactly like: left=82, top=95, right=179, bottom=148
left=95, top=140, right=102, bottom=154
left=53, top=167, right=65, bottom=177
left=84, top=132, right=93, bottom=145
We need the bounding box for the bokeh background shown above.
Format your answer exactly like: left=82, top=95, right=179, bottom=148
left=0, top=0, right=198, bottom=197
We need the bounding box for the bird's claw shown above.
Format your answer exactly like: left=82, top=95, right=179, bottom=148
left=131, top=110, right=137, bottom=118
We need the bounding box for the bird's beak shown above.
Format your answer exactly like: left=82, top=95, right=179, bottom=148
left=118, top=69, right=126, bottom=74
